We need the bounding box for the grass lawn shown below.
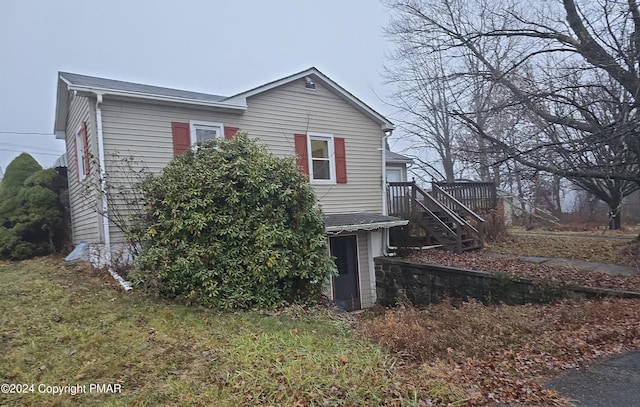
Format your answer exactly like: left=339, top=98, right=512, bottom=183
left=3, top=256, right=640, bottom=406
left=0, top=258, right=412, bottom=407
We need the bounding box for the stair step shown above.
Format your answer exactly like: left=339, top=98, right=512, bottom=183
left=461, top=245, right=482, bottom=251
left=399, top=205, right=483, bottom=254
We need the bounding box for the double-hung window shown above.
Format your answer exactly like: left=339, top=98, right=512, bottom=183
left=75, top=122, right=90, bottom=181
left=294, top=131, right=347, bottom=184
left=189, top=120, right=224, bottom=145
left=308, top=132, right=335, bottom=184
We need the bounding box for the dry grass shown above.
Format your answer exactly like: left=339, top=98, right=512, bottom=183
left=378, top=229, right=640, bottom=405
left=358, top=299, right=640, bottom=406
left=407, top=248, right=640, bottom=293
left=509, top=224, right=640, bottom=238
left=487, top=233, right=640, bottom=269
left=4, top=256, right=640, bottom=406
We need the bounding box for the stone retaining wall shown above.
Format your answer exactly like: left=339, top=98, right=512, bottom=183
left=375, top=257, right=640, bottom=307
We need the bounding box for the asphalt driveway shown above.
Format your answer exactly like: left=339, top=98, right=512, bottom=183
left=546, top=350, right=640, bottom=407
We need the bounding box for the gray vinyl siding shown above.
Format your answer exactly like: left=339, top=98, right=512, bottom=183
left=65, top=94, right=101, bottom=244
left=100, top=78, right=384, bottom=244
left=99, top=101, right=239, bottom=243
left=244, top=82, right=384, bottom=215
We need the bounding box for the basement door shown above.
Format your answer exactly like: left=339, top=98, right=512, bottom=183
left=330, top=235, right=361, bottom=311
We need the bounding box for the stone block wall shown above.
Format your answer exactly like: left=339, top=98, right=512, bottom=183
left=375, top=257, right=640, bottom=307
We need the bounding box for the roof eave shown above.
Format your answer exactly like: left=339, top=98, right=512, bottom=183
left=54, top=76, right=70, bottom=135
left=326, top=219, right=408, bottom=233
left=386, top=159, right=413, bottom=164
left=71, top=84, right=249, bottom=111
left=54, top=74, right=248, bottom=136
left=226, top=67, right=394, bottom=131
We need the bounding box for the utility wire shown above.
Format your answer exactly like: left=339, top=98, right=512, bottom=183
left=0, top=131, right=56, bottom=136
left=0, top=149, right=63, bottom=157
left=0, top=142, right=63, bottom=153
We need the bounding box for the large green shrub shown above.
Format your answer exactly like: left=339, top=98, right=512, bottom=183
left=132, top=134, right=335, bottom=309
left=0, top=153, right=42, bottom=227
left=0, top=154, right=67, bottom=260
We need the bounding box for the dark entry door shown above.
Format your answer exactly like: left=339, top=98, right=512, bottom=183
left=330, top=235, right=360, bottom=311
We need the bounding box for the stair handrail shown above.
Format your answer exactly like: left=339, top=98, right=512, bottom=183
left=387, top=181, right=470, bottom=252
left=432, top=183, right=485, bottom=249
left=432, top=184, right=485, bottom=231
left=411, top=183, right=468, bottom=230
left=411, top=182, right=469, bottom=252
left=413, top=198, right=457, bottom=238
left=388, top=181, right=461, bottom=238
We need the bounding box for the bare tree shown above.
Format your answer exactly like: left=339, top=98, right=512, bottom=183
left=385, top=47, right=462, bottom=182
left=384, top=0, right=640, bottom=229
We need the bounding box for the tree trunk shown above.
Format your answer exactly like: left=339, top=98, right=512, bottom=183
left=608, top=204, right=622, bottom=230
left=552, top=175, right=562, bottom=218
left=442, top=148, right=455, bottom=182
left=48, top=227, right=55, bottom=254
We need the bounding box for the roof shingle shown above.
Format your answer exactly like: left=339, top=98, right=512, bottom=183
left=59, top=72, right=226, bottom=103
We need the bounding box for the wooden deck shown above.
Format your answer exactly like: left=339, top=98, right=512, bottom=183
left=388, top=181, right=495, bottom=253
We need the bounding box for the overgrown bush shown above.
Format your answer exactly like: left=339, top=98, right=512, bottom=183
left=0, top=154, right=67, bottom=260
left=479, top=208, right=507, bottom=243
left=131, top=133, right=335, bottom=309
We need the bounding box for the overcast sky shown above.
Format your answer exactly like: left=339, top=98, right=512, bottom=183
left=0, top=0, right=400, bottom=174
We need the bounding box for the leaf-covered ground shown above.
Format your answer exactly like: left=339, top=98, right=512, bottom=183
left=407, top=229, right=640, bottom=292
left=405, top=249, right=640, bottom=292
left=358, top=298, right=640, bottom=406
left=487, top=234, right=640, bottom=269
left=366, top=232, right=640, bottom=405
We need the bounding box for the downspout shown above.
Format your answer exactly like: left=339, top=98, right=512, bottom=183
left=95, top=93, right=110, bottom=260
left=381, top=129, right=393, bottom=255
left=382, top=131, right=390, bottom=216
left=94, top=92, right=132, bottom=291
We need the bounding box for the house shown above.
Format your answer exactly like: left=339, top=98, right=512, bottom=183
left=385, top=150, right=413, bottom=183
left=53, top=67, right=408, bottom=310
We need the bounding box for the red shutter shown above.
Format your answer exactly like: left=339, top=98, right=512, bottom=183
left=171, top=122, right=191, bottom=156
left=294, top=134, right=309, bottom=176
left=81, top=122, right=90, bottom=175
left=335, top=137, right=347, bottom=183
left=75, top=132, right=81, bottom=182
left=224, top=126, right=240, bottom=140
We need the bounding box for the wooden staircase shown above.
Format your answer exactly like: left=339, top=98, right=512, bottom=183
left=388, top=181, right=485, bottom=253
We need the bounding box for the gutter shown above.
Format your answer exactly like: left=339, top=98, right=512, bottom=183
left=108, top=269, right=132, bottom=291
left=61, top=79, right=247, bottom=111
left=325, top=219, right=408, bottom=233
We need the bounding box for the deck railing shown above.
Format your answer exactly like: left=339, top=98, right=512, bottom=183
left=433, top=181, right=497, bottom=211
left=388, top=181, right=483, bottom=252
left=387, top=182, right=414, bottom=216
left=432, top=184, right=485, bottom=248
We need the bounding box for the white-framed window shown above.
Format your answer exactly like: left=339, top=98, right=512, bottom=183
left=386, top=168, right=403, bottom=183
left=189, top=120, right=224, bottom=145
left=75, top=123, right=89, bottom=181
left=307, top=132, right=335, bottom=184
